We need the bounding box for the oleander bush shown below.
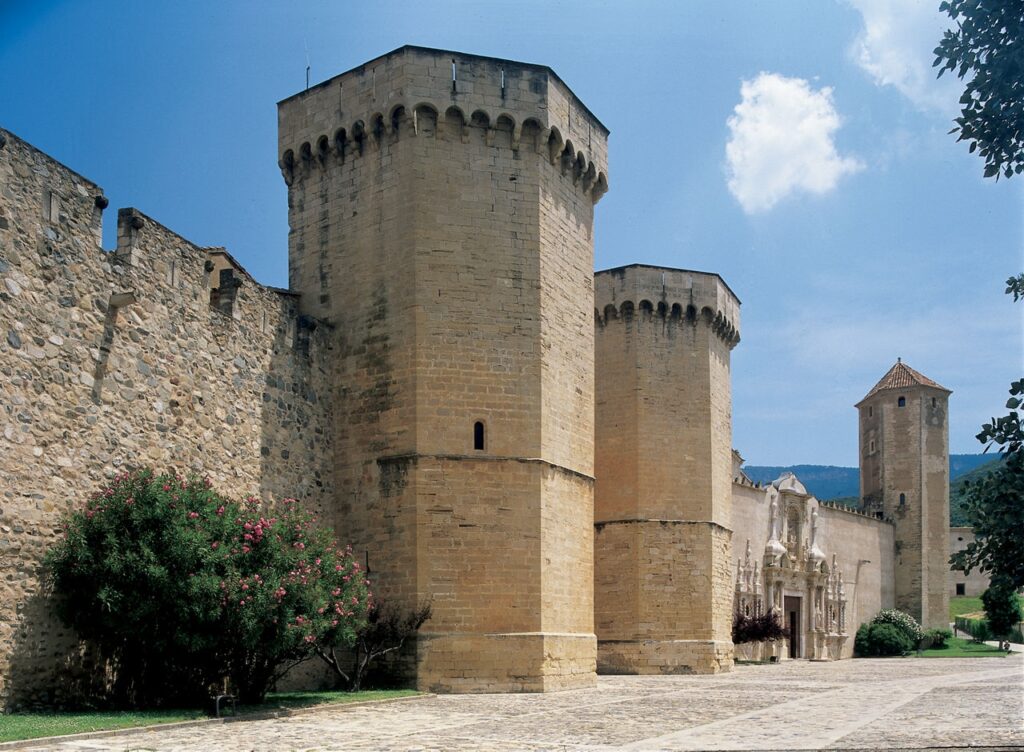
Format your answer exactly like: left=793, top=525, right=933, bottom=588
left=46, top=469, right=370, bottom=706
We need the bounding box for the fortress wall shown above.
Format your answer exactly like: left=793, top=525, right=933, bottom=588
left=817, top=505, right=894, bottom=658
left=0, top=130, right=333, bottom=708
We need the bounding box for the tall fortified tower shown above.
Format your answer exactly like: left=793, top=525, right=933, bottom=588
left=593, top=266, right=740, bottom=673
left=278, top=46, right=608, bottom=692
left=857, top=360, right=951, bottom=630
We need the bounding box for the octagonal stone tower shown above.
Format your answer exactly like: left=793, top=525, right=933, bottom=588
left=278, top=46, right=608, bottom=692
left=856, top=360, right=951, bottom=630
left=593, top=265, right=740, bottom=674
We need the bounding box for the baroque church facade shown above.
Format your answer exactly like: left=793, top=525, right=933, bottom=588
left=0, top=46, right=951, bottom=705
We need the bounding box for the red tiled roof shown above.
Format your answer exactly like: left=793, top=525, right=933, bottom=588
left=858, top=360, right=951, bottom=404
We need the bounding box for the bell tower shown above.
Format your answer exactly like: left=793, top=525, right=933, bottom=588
left=277, top=46, right=608, bottom=691
left=857, top=359, right=951, bottom=630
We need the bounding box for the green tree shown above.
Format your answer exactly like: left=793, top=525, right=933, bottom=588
left=934, top=0, right=1024, bottom=179
left=981, top=576, right=1023, bottom=644
left=951, top=274, right=1024, bottom=589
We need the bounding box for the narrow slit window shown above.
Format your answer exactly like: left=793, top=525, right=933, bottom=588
left=898, top=493, right=906, bottom=507
left=868, top=406, right=873, bottom=417
left=473, top=421, right=485, bottom=451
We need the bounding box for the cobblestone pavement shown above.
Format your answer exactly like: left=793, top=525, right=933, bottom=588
left=15, top=656, right=1024, bottom=751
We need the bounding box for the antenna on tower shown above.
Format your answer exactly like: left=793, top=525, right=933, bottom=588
left=304, top=39, right=311, bottom=91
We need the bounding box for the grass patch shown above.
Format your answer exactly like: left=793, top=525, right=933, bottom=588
left=950, top=595, right=985, bottom=620
left=914, top=635, right=1009, bottom=658
left=0, top=689, right=419, bottom=743
left=0, top=709, right=205, bottom=743
left=950, top=593, right=1023, bottom=622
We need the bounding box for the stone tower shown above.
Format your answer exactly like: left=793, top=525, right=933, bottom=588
left=277, top=46, right=608, bottom=692
left=856, top=360, right=950, bottom=630
left=593, top=266, right=740, bottom=673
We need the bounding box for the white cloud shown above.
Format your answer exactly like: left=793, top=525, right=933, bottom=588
left=846, top=0, right=961, bottom=112
left=725, top=73, right=863, bottom=214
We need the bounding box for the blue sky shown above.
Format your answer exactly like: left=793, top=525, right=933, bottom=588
left=1, top=0, right=1020, bottom=466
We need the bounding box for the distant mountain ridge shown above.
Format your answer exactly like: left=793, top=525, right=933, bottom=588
left=742, top=454, right=997, bottom=501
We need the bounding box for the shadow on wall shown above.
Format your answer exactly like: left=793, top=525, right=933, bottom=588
left=5, top=581, right=111, bottom=710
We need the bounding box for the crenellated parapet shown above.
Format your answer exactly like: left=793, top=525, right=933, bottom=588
left=277, top=45, right=609, bottom=204
left=594, top=264, right=741, bottom=348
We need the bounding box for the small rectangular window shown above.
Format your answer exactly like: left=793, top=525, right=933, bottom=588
left=956, top=583, right=965, bottom=596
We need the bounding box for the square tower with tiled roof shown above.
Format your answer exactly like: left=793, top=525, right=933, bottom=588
left=856, top=360, right=951, bottom=629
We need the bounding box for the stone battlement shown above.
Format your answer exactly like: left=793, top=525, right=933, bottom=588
left=594, top=264, right=740, bottom=348
left=277, top=46, right=608, bottom=204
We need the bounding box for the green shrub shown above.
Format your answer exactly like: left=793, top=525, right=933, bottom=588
left=924, top=628, right=953, bottom=649
left=855, top=622, right=914, bottom=656
left=870, top=609, right=923, bottom=644
left=982, top=577, right=1024, bottom=639
left=46, top=470, right=370, bottom=706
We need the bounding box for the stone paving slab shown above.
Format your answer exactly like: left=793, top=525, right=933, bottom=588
left=11, top=656, right=1024, bottom=751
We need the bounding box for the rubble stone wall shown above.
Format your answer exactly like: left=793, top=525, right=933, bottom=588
left=0, top=129, right=334, bottom=708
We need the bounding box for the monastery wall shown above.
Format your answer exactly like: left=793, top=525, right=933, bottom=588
left=816, top=504, right=894, bottom=658
left=0, top=129, right=334, bottom=708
